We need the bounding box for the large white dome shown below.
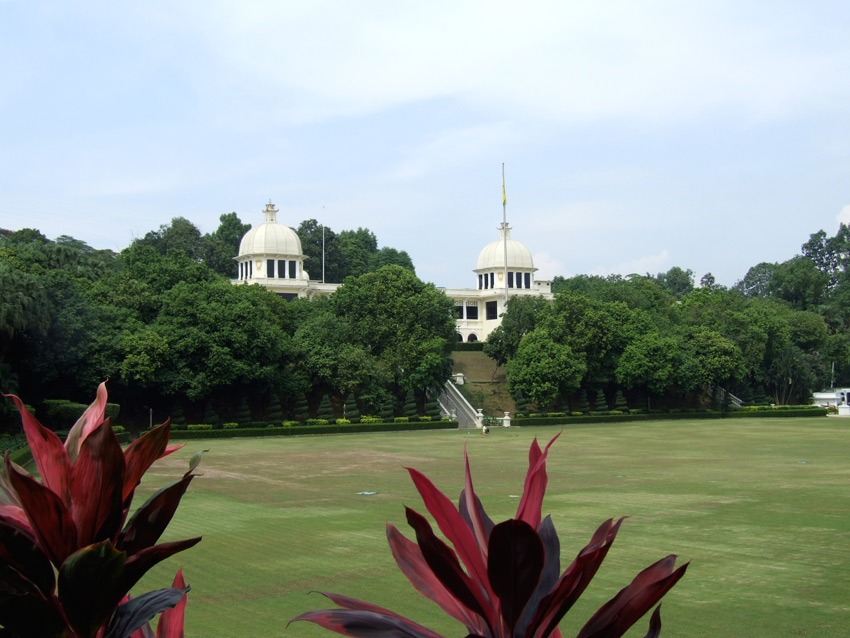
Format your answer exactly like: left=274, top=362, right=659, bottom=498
left=238, top=202, right=303, bottom=257
left=476, top=224, right=535, bottom=271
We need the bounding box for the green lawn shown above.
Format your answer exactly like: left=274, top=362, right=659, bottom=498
left=134, top=418, right=850, bottom=637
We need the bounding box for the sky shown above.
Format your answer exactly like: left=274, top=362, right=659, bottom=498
left=2, top=1, right=850, bottom=289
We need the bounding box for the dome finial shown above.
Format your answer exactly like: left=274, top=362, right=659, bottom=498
left=263, top=200, right=278, bottom=224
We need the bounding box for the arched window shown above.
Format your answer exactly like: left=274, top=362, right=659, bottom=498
left=456, top=333, right=463, bottom=342
left=467, top=334, right=478, bottom=342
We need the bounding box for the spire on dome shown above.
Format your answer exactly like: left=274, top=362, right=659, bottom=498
left=498, top=222, right=512, bottom=240
left=263, top=201, right=278, bottom=224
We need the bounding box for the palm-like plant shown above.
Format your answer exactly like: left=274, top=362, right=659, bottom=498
left=293, top=433, right=687, bottom=638
left=0, top=382, right=201, bottom=638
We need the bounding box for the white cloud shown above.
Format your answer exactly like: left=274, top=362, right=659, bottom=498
left=532, top=252, right=565, bottom=281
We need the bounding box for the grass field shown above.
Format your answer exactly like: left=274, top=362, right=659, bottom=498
left=133, top=418, right=850, bottom=637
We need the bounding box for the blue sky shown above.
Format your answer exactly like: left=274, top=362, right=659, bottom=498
left=2, top=1, right=849, bottom=289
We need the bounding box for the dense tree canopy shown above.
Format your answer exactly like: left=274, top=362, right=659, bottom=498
left=2, top=214, right=849, bottom=427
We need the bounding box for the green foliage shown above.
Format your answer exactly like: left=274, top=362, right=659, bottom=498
left=222, top=422, right=239, bottom=429
left=203, top=401, right=219, bottom=425
left=593, top=388, right=608, bottom=412
left=613, top=390, right=628, bottom=410
left=316, top=395, right=334, bottom=420
left=266, top=395, right=284, bottom=422
left=188, top=423, right=214, bottom=430
left=234, top=396, right=252, bottom=425
left=331, top=266, right=455, bottom=393
left=402, top=389, right=417, bottom=417
left=507, top=329, right=586, bottom=408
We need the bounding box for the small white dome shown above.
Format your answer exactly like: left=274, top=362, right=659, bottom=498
left=476, top=224, right=535, bottom=271
left=238, top=202, right=303, bottom=257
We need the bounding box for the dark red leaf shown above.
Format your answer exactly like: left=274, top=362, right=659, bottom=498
left=405, top=506, right=494, bottom=632
left=387, top=524, right=488, bottom=635
left=104, top=586, right=190, bottom=638
left=577, top=556, right=688, bottom=638
left=121, top=538, right=202, bottom=592
left=5, top=453, right=78, bottom=567
left=0, top=588, right=68, bottom=638
left=487, top=519, right=544, bottom=633
left=528, top=518, right=624, bottom=638
left=406, top=467, right=493, bottom=599
left=641, top=606, right=662, bottom=638
left=306, top=590, right=447, bottom=638
left=458, top=489, right=494, bottom=548
left=118, top=476, right=194, bottom=557
left=58, top=540, right=127, bottom=638
left=291, top=608, right=447, bottom=638
left=122, top=422, right=172, bottom=505
left=5, top=394, right=71, bottom=504
left=70, top=421, right=126, bottom=546
left=515, top=434, right=560, bottom=530
left=0, top=517, right=55, bottom=596
left=65, top=381, right=109, bottom=462
left=156, top=569, right=187, bottom=638
left=515, top=515, right=560, bottom=638
left=461, top=446, right=490, bottom=555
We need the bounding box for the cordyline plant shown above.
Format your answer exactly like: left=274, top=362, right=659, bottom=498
left=0, top=382, right=202, bottom=638
left=293, top=433, right=688, bottom=638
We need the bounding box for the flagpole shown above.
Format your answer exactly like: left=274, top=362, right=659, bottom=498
left=502, top=163, right=508, bottom=304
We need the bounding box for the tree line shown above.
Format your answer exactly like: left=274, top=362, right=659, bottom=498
left=0, top=214, right=443, bottom=429
left=2, top=212, right=847, bottom=426
left=488, top=225, right=850, bottom=410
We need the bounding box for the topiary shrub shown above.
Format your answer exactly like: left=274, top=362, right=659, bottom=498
left=187, top=423, right=213, bottom=430
left=222, top=422, right=239, bottom=429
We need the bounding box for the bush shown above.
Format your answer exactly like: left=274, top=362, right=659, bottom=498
left=419, top=415, right=432, bottom=422
left=608, top=410, right=624, bottom=416
left=393, top=416, right=409, bottom=423
left=336, top=418, right=351, bottom=425
left=282, top=420, right=301, bottom=427
left=187, top=423, right=213, bottom=430
left=112, top=425, right=126, bottom=434
left=548, top=412, right=566, bottom=418
left=570, top=411, right=584, bottom=416
left=628, top=408, right=644, bottom=414
left=360, top=415, right=381, bottom=424
left=306, top=418, right=329, bottom=425
left=222, top=422, right=239, bottom=429
left=452, top=341, right=485, bottom=351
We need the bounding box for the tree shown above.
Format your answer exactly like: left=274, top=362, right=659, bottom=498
left=506, top=329, right=586, bottom=408
left=119, top=279, right=293, bottom=401
left=483, top=295, right=551, bottom=367
left=733, top=262, right=776, bottom=298
left=654, top=266, right=694, bottom=299
left=367, top=247, right=415, bottom=274
left=202, top=211, right=251, bottom=278
left=338, top=227, right=378, bottom=279
left=768, top=256, right=828, bottom=310
left=136, top=217, right=204, bottom=262
left=616, top=332, right=682, bottom=395
left=331, top=266, right=455, bottom=394
left=297, top=219, right=343, bottom=283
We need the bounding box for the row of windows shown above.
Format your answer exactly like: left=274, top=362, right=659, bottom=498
left=238, top=259, right=299, bottom=280
left=478, top=271, right=531, bottom=290
left=454, top=300, right=499, bottom=321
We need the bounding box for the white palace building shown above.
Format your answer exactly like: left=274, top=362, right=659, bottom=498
left=233, top=201, right=554, bottom=342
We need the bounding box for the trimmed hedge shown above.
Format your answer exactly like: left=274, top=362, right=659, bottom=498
left=166, top=420, right=456, bottom=439
left=452, top=342, right=485, bottom=352
left=514, top=407, right=827, bottom=426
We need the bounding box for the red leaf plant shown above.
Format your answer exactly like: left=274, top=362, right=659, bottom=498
left=292, top=433, right=688, bottom=638
left=0, top=382, right=201, bottom=638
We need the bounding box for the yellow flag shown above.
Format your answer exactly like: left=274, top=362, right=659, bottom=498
left=502, top=178, right=507, bottom=206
